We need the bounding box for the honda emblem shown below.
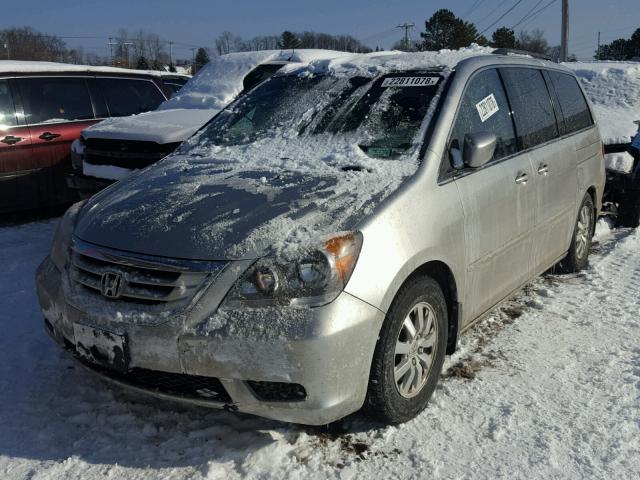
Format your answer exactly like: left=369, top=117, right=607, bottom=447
left=101, top=272, right=124, bottom=299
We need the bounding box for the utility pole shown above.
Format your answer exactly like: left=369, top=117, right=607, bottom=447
left=168, top=41, right=174, bottom=68
left=396, top=22, right=414, bottom=51
left=122, top=41, right=133, bottom=68
left=190, top=47, right=197, bottom=73
left=597, top=31, right=601, bottom=60
left=108, top=37, right=116, bottom=65
left=560, top=0, right=569, bottom=62
left=3, top=42, right=9, bottom=60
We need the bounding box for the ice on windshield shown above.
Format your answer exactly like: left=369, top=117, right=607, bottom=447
left=192, top=72, right=442, bottom=159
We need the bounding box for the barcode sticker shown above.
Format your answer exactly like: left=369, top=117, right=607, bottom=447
left=381, top=76, right=440, bottom=87
left=476, top=94, right=499, bottom=122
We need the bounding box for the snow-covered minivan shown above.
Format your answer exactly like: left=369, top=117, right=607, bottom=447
left=37, top=48, right=605, bottom=426
left=69, top=50, right=351, bottom=195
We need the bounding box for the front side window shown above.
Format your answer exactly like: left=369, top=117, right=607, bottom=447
left=449, top=68, right=517, bottom=164
left=547, top=71, right=592, bottom=134
left=200, top=72, right=443, bottom=160
left=0, top=79, right=17, bottom=127
left=19, top=77, right=94, bottom=124
left=97, top=78, right=165, bottom=117
left=501, top=68, right=558, bottom=149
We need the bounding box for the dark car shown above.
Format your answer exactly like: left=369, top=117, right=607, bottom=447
left=0, top=61, right=177, bottom=215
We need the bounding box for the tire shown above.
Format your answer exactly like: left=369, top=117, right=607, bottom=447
left=364, top=275, right=447, bottom=424
left=558, top=193, right=595, bottom=273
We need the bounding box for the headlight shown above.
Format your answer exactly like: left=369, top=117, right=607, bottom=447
left=50, top=201, right=85, bottom=271
left=226, top=232, right=363, bottom=307
left=70, top=137, right=85, bottom=172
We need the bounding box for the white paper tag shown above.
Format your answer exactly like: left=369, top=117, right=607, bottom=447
left=381, top=76, right=439, bottom=87
left=476, top=94, right=499, bottom=122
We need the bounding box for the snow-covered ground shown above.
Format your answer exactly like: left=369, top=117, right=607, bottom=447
left=1, top=218, right=638, bottom=479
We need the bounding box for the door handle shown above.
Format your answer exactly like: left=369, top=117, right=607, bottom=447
left=1, top=135, right=23, bottom=145
left=39, top=132, right=61, bottom=141
left=515, top=172, right=529, bottom=184
left=537, top=164, right=549, bottom=175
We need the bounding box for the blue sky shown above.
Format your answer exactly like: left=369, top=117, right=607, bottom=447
left=2, top=0, right=638, bottom=60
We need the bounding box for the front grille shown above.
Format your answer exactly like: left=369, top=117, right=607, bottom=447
left=69, top=239, right=225, bottom=306
left=247, top=380, right=307, bottom=402
left=81, top=360, right=232, bottom=403
left=84, top=138, right=181, bottom=170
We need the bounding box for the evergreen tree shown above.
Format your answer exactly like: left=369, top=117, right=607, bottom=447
left=278, top=31, right=300, bottom=49
left=194, top=47, right=210, bottom=73
left=420, top=9, right=482, bottom=51
left=135, top=56, right=149, bottom=69
left=491, top=27, right=516, bottom=49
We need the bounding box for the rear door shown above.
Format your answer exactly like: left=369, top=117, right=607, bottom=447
left=0, top=78, right=34, bottom=213
left=450, top=68, right=536, bottom=320
left=500, top=67, right=577, bottom=272
left=17, top=76, right=97, bottom=207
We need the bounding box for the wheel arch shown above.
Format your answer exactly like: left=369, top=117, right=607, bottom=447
left=391, top=260, right=461, bottom=355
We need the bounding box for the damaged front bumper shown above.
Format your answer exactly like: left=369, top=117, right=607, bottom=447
left=36, top=254, right=384, bottom=425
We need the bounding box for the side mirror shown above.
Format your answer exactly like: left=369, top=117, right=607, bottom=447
left=463, top=132, right=497, bottom=168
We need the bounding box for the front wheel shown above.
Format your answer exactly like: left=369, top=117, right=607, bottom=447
left=364, top=276, right=447, bottom=424
left=558, top=193, right=594, bottom=273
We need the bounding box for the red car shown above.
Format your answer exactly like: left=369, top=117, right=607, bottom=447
left=0, top=61, right=181, bottom=214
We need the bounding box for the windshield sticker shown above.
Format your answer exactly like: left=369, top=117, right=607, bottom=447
left=381, top=76, right=439, bottom=87
left=476, top=94, right=499, bottom=122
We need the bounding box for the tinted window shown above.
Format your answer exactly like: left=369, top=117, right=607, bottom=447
left=450, top=68, right=517, bottom=163
left=97, top=78, right=165, bottom=117
left=547, top=71, right=592, bottom=134
left=0, top=80, right=17, bottom=127
left=501, top=68, right=558, bottom=149
left=19, top=77, right=94, bottom=124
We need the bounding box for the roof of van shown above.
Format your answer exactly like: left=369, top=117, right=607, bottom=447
left=0, top=60, right=167, bottom=76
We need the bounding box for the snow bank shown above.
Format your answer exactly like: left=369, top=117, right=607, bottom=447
left=565, top=61, right=640, bottom=144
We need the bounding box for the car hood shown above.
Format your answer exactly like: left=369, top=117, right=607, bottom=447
left=82, top=108, right=218, bottom=144
left=74, top=139, right=418, bottom=261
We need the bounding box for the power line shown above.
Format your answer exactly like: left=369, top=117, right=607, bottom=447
left=479, top=0, right=527, bottom=35
left=462, top=0, right=486, bottom=19
left=511, top=0, right=545, bottom=29
left=519, top=0, right=559, bottom=29
left=475, top=1, right=510, bottom=27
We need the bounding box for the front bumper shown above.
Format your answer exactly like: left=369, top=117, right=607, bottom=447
left=65, top=173, right=114, bottom=197
left=36, top=256, right=384, bottom=425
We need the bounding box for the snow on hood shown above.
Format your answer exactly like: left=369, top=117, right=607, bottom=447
left=75, top=136, right=420, bottom=261
left=81, top=108, right=216, bottom=143
left=565, top=62, right=640, bottom=144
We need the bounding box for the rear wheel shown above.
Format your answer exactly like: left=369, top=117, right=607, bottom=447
left=558, top=193, right=594, bottom=273
left=364, top=276, right=447, bottom=424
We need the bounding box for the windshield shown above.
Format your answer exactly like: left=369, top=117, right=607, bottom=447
left=197, top=72, right=443, bottom=159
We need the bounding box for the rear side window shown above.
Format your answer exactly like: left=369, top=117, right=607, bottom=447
left=449, top=68, right=517, bottom=163
left=97, top=78, right=165, bottom=117
left=547, top=71, right=593, bottom=134
left=500, top=68, right=558, bottom=149
left=19, top=77, right=94, bottom=124
left=0, top=79, right=17, bottom=127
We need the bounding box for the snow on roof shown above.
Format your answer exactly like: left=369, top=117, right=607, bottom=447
left=564, top=61, right=640, bottom=144
left=0, top=60, right=167, bottom=76
left=284, top=44, right=495, bottom=78
left=159, top=49, right=353, bottom=112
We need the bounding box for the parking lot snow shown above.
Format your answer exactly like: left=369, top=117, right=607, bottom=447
left=0, top=218, right=638, bottom=479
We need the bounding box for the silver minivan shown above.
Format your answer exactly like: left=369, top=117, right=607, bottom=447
left=36, top=51, right=605, bottom=425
